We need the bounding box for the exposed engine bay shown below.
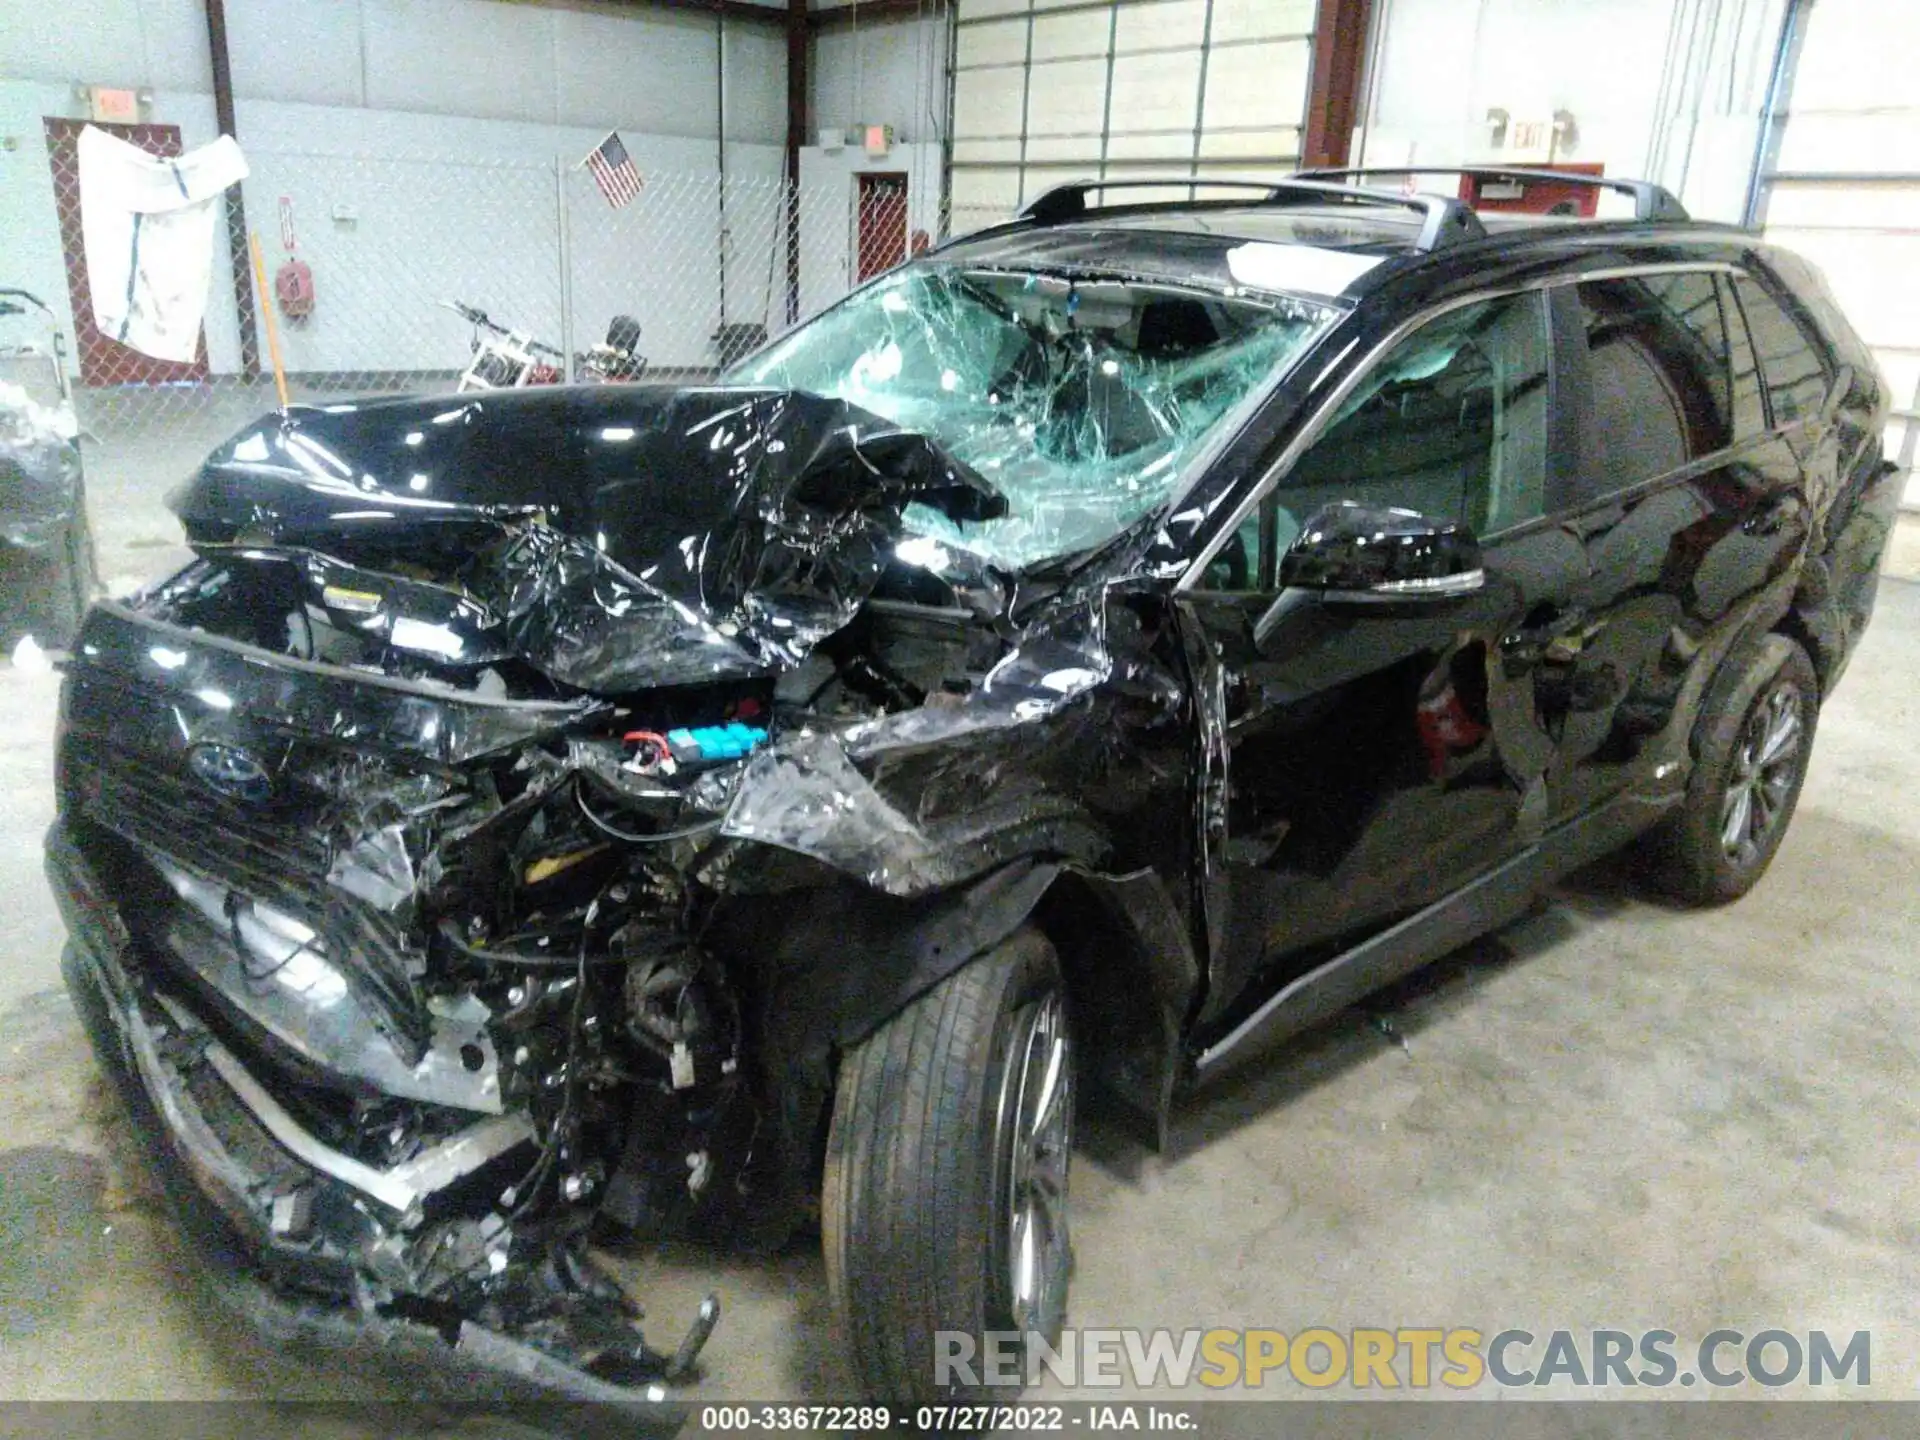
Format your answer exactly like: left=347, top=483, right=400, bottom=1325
left=50, top=384, right=1185, bottom=1397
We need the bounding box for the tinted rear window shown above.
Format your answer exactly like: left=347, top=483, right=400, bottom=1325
left=1577, top=271, right=1733, bottom=483
left=1731, top=274, right=1831, bottom=426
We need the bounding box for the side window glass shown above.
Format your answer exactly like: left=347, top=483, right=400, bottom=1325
left=1731, top=274, right=1832, bottom=427
left=1576, top=273, right=1730, bottom=494
left=1721, top=274, right=1768, bottom=439
left=1280, top=291, right=1551, bottom=542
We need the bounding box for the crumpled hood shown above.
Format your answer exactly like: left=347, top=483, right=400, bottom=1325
left=170, top=386, right=1005, bottom=690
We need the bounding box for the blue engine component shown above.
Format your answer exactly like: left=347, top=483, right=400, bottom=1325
left=665, top=723, right=769, bottom=768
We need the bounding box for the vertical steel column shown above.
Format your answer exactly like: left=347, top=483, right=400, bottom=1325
left=555, top=161, right=575, bottom=382
left=1186, top=0, right=1217, bottom=194
left=1097, top=2, right=1120, bottom=186
left=1302, top=0, right=1376, bottom=169
left=939, top=0, right=958, bottom=239
left=1742, top=0, right=1813, bottom=229
left=1015, top=0, right=1034, bottom=205
left=785, top=0, right=807, bottom=326
left=204, top=0, right=261, bottom=379
left=718, top=10, right=730, bottom=329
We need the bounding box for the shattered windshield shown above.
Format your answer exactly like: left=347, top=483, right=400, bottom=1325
left=731, top=264, right=1335, bottom=567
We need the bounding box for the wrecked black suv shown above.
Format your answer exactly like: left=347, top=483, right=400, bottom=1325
left=47, top=172, right=1896, bottom=1414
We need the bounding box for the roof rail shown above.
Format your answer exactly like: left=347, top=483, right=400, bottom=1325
left=1016, top=177, right=1487, bottom=253
left=1297, top=167, right=1691, bottom=223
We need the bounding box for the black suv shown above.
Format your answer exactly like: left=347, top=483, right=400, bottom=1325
left=46, top=171, right=1897, bottom=1418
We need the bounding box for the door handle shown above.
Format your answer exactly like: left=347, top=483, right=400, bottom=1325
left=1500, top=609, right=1605, bottom=673
left=1743, top=494, right=1805, bottom=537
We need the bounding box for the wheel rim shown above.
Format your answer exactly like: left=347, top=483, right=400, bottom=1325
left=995, top=990, right=1072, bottom=1340
left=1720, top=678, right=1804, bottom=867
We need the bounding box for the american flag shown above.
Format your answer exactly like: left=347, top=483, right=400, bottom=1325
left=584, top=131, right=642, bottom=208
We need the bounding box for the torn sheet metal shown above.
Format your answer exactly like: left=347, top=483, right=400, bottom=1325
left=70, top=598, right=598, bottom=763
left=170, top=387, right=1006, bottom=690
left=46, top=236, right=1339, bottom=1405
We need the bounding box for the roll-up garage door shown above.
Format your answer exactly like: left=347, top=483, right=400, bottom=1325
left=949, top=0, right=1320, bottom=232
left=1751, top=0, right=1920, bottom=505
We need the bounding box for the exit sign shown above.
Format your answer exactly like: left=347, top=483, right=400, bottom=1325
left=88, top=87, right=140, bottom=123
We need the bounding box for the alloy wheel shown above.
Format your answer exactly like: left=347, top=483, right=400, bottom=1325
left=994, top=989, right=1072, bottom=1340
left=1720, top=678, right=1804, bottom=868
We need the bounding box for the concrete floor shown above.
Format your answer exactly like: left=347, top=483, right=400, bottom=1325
left=3, top=432, right=1919, bottom=1406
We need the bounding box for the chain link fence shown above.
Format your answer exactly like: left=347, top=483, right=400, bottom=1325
left=27, top=135, right=1013, bottom=586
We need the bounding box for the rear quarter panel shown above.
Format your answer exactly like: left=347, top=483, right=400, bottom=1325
left=1752, top=244, right=1897, bottom=692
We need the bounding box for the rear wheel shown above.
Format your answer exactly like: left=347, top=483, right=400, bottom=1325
left=1641, top=637, right=1818, bottom=904
left=823, top=929, right=1072, bottom=1407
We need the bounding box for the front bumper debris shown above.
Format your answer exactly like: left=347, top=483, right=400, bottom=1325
left=46, top=821, right=703, bottom=1427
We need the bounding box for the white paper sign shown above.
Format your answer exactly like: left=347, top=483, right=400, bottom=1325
left=1226, top=242, right=1383, bottom=299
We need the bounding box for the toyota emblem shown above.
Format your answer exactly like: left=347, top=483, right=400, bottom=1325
left=185, top=742, right=273, bottom=804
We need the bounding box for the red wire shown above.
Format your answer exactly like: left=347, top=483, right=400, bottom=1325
left=623, top=730, right=671, bottom=763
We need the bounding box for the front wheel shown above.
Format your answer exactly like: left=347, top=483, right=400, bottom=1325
left=823, top=928, right=1073, bottom=1407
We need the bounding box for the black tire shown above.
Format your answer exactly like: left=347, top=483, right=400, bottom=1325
left=1640, top=636, right=1818, bottom=905
left=823, top=928, right=1073, bottom=1408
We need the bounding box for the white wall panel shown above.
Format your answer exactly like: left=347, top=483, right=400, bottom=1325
left=958, top=18, right=1031, bottom=67
left=1774, top=113, right=1920, bottom=173
left=950, top=166, right=1023, bottom=209
left=950, top=0, right=1318, bottom=233
left=1032, top=10, right=1112, bottom=59
left=1106, top=131, right=1207, bottom=161
left=1197, top=125, right=1301, bottom=161
left=1202, top=39, right=1310, bottom=133
left=1027, top=58, right=1110, bottom=134
left=1209, top=0, right=1315, bottom=43
left=953, top=65, right=1026, bottom=140
left=813, top=13, right=947, bottom=142
left=1108, top=50, right=1198, bottom=132
left=1765, top=185, right=1920, bottom=232
left=721, top=23, right=787, bottom=144
left=7, top=0, right=785, bottom=143
left=953, top=138, right=1023, bottom=164
left=361, top=0, right=557, bottom=126
left=139, top=0, right=218, bottom=89
left=0, top=0, right=162, bottom=88
left=1754, top=0, right=1920, bottom=504
left=1, top=0, right=791, bottom=378
left=227, top=0, right=364, bottom=108
left=1787, top=0, right=1908, bottom=109
left=1115, top=1, right=1206, bottom=53
left=556, top=7, right=721, bottom=138
left=1025, top=135, right=1102, bottom=163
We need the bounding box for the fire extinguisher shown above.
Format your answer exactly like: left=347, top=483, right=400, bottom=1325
left=273, top=194, right=315, bottom=321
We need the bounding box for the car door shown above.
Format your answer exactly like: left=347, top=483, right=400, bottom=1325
left=1538, top=266, right=1814, bottom=825
left=1176, top=287, right=1588, bottom=1028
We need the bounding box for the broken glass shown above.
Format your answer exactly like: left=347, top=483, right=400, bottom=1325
left=733, top=266, right=1336, bottom=568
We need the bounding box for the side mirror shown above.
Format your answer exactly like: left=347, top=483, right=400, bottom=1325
left=1278, top=501, right=1485, bottom=603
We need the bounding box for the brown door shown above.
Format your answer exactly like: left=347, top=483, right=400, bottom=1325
left=855, top=173, right=909, bottom=283
left=1458, top=161, right=1606, bottom=218
left=44, top=117, right=212, bottom=386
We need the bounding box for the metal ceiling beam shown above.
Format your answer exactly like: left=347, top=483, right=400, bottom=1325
left=607, top=0, right=787, bottom=26
left=809, top=0, right=948, bottom=31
